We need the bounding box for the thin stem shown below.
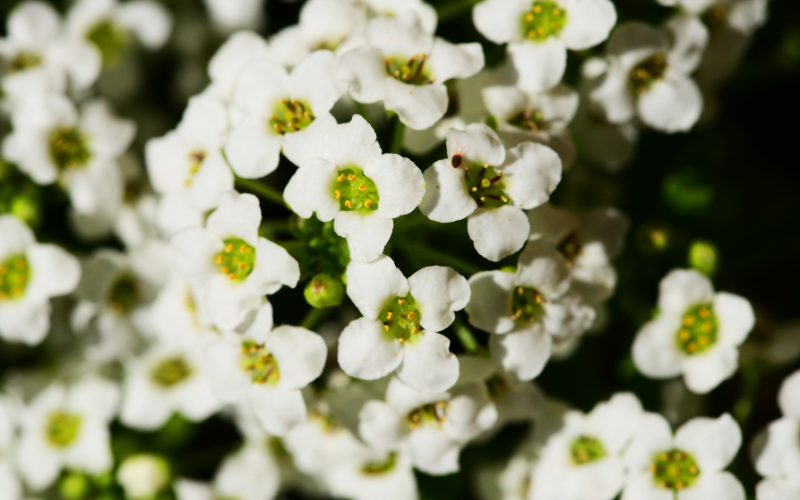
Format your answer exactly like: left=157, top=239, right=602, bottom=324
left=436, top=0, right=482, bottom=22
left=394, top=239, right=483, bottom=277
left=453, top=317, right=481, bottom=353
left=235, top=176, right=286, bottom=207
left=300, top=306, right=334, bottom=330
left=390, top=118, right=406, bottom=155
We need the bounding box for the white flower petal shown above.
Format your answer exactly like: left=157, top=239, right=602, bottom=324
left=560, top=0, right=617, bottom=50
left=419, top=159, right=477, bottom=223
left=323, top=114, right=382, bottom=168
left=409, top=266, right=471, bottom=332
left=680, top=472, right=745, bottom=500
left=631, top=317, right=684, bottom=378
left=713, top=293, right=754, bottom=347
left=266, top=326, right=327, bottom=390
left=117, top=1, right=172, bottom=49
left=26, top=244, right=81, bottom=299
left=334, top=210, right=393, bottom=263
left=384, top=79, right=448, bottom=130
left=446, top=123, right=506, bottom=166
left=467, top=206, right=530, bottom=262
left=224, top=118, right=283, bottom=179
left=658, top=269, right=715, bottom=316
left=338, top=318, right=404, bottom=380
left=290, top=50, right=346, bottom=113
left=472, top=0, right=528, bottom=44
left=338, top=47, right=388, bottom=103
left=501, top=141, right=562, bottom=210
left=465, top=271, right=516, bottom=334
left=515, top=239, right=571, bottom=297
left=366, top=154, right=425, bottom=219
left=346, top=256, right=409, bottom=319
left=509, top=38, right=567, bottom=93
left=637, top=76, right=703, bottom=133
left=284, top=158, right=340, bottom=221
left=428, top=40, right=484, bottom=83
left=206, top=191, right=261, bottom=245
left=171, top=228, right=224, bottom=287
left=620, top=472, right=673, bottom=500
left=665, top=15, right=709, bottom=75
left=675, top=413, right=741, bottom=472
left=232, top=59, right=290, bottom=117
left=358, top=400, right=405, bottom=451
left=248, top=238, right=300, bottom=295
left=249, top=385, right=307, bottom=436
left=408, top=426, right=461, bottom=475
left=490, top=327, right=552, bottom=381
left=778, top=371, right=800, bottom=418
left=681, top=347, right=738, bottom=394
left=398, top=331, right=459, bottom=393
left=282, top=113, right=338, bottom=167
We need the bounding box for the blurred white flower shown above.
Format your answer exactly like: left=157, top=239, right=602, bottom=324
left=116, top=454, right=170, bottom=500
left=202, top=0, right=265, bottom=34
left=204, top=30, right=271, bottom=103
left=754, top=370, right=800, bottom=497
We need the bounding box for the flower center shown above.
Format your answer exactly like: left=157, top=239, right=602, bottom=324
left=46, top=411, right=82, bottom=448
left=214, top=238, right=256, bottom=282
left=108, top=273, right=140, bottom=314
left=184, top=150, right=206, bottom=187
left=86, top=18, right=129, bottom=66
left=702, top=4, right=728, bottom=26
left=379, top=294, right=421, bottom=342
left=464, top=163, right=511, bottom=208
left=486, top=373, right=509, bottom=397
left=48, top=126, right=92, bottom=171
left=0, top=254, right=30, bottom=301
left=512, top=286, right=546, bottom=324
left=333, top=167, right=380, bottom=211
left=521, top=1, right=568, bottom=40
left=557, top=231, right=582, bottom=267
left=240, top=340, right=280, bottom=385
left=385, top=54, right=433, bottom=85
left=361, top=452, right=398, bottom=475
left=676, top=304, right=718, bottom=355
left=8, top=51, right=42, bottom=73
left=570, top=435, right=607, bottom=465
left=408, top=401, right=447, bottom=429
left=651, top=449, right=700, bottom=491
left=269, top=99, right=315, bottom=135
left=630, top=54, right=668, bottom=95
left=509, top=108, right=548, bottom=131
left=150, top=356, right=194, bottom=388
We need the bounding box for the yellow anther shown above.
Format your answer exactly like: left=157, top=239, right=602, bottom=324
left=471, top=187, right=477, bottom=192
left=517, top=287, right=524, bottom=294
left=679, top=329, right=690, bottom=341
left=538, top=28, right=546, bottom=35
left=238, top=262, right=246, bottom=270
left=533, top=4, right=542, bottom=13
left=683, top=316, right=695, bottom=326
left=687, top=343, right=697, bottom=353
left=335, top=190, right=342, bottom=199
left=551, top=22, right=559, bottom=29
left=397, top=298, right=406, bottom=305
left=387, top=311, right=393, bottom=320
left=229, top=273, right=237, bottom=281
left=384, top=324, right=390, bottom=332
left=553, top=7, right=560, bottom=15
left=661, top=453, right=669, bottom=460
left=699, top=307, right=710, bottom=318
left=480, top=196, right=486, bottom=203
left=225, top=244, right=234, bottom=253
left=240, top=245, right=249, bottom=253
left=689, top=466, right=698, bottom=474
left=528, top=30, right=537, bottom=38
left=347, top=174, right=357, bottom=181
left=359, top=183, right=367, bottom=191
left=398, top=337, right=405, bottom=343
left=698, top=337, right=708, bottom=346
left=500, top=196, right=508, bottom=202
left=676, top=482, right=685, bottom=489
left=216, top=254, right=223, bottom=265
left=338, top=174, right=346, bottom=182
left=221, top=267, right=229, bottom=274
left=702, top=322, right=713, bottom=332
left=344, top=200, right=353, bottom=209
left=526, top=13, right=534, bottom=21
left=408, top=311, right=416, bottom=319
left=365, top=199, right=373, bottom=208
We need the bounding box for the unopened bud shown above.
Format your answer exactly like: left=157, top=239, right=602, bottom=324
left=116, top=454, right=170, bottom=499
left=689, top=240, right=718, bottom=276
left=304, top=273, right=344, bottom=308
left=60, top=473, right=90, bottom=500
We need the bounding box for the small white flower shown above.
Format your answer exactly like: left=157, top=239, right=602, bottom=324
left=284, top=115, right=425, bottom=263
left=120, top=340, right=221, bottom=430
left=284, top=409, right=368, bottom=477
left=465, top=240, right=595, bottom=380
left=3, top=94, right=135, bottom=214
left=338, top=16, right=484, bottom=130
left=0, top=395, right=21, bottom=500
left=202, top=0, right=265, bottom=34
left=590, top=17, right=709, bottom=133
left=419, top=124, right=562, bottom=261
left=17, top=377, right=119, bottom=490
left=205, top=30, right=271, bottom=103
left=145, top=95, right=233, bottom=236
left=171, top=190, right=299, bottom=330
left=205, top=303, right=327, bottom=436
left=0, top=215, right=80, bottom=345
left=623, top=412, right=745, bottom=500
left=338, top=255, right=469, bottom=393
left=527, top=202, right=629, bottom=304
left=225, top=50, right=346, bottom=177
left=116, top=454, right=170, bottom=500
left=530, top=393, right=643, bottom=500
left=632, top=269, right=754, bottom=394
left=323, top=447, right=419, bottom=500
left=657, top=0, right=768, bottom=35
left=473, top=0, right=617, bottom=92
left=0, top=2, right=101, bottom=99
left=359, top=377, right=498, bottom=475
left=361, top=0, right=439, bottom=33
left=147, top=273, right=217, bottom=346
left=754, top=370, right=800, bottom=497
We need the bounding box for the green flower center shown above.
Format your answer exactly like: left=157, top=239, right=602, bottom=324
left=46, top=411, right=82, bottom=448
left=512, top=286, right=546, bottom=324
left=676, top=303, right=718, bottom=355
left=49, top=126, right=92, bottom=171
left=269, top=99, right=315, bottom=135
left=702, top=5, right=728, bottom=27
left=108, top=273, right=140, bottom=314
left=486, top=373, right=509, bottom=397
left=333, top=167, right=380, bottom=212
left=509, top=108, right=547, bottom=131
left=630, top=54, right=668, bottom=95
left=379, top=294, right=422, bottom=342
left=240, top=340, right=280, bottom=385
left=215, top=238, right=256, bottom=282
left=86, top=19, right=129, bottom=66
left=408, top=402, right=447, bottom=429
left=0, top=254, right=30, bottom=301
left=361, top=452, right=398, bottom=475
left=652, top=449, right=700, bottom=490
left=464, top=163, right=511, bottom=208
left=570, top=435, right=607, bottom=465
left=150, top=356, right=194, bottom=388
left=557, top=231, right=582, bottom=267
left=8, top=51, right=42, bottom=73
left=385, top=54, right=433, bottom=85
left=521, top=1, right=568, bottom=41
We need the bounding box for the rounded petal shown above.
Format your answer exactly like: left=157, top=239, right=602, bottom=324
left=358, top=400, right=405, bottom=451
left=501, top=141, right=562, bottom=210
left=224, top=119, right=283, bottom=178
left=713, top=293, right=754, bottom=347
left=428, top=40, right=484, bottom=83
left=334, top=210, right=393, bottom=263
left=490, top=327, right=552, bottom=381
left=284, top=158, right=340, bottom=221
left=366, top=154, right=425, bottom=219
left=398, top=331, right=459, bottom=393
left=779, top=370, right=800, bottom=418
left=409, top=266, right=471, bottom=332
left=267, top=326, right=328, bottom=390
left=408, top=426, right=461, bottom=475
left=231, top=59, right=290, bottom=116
left=446, top=123, right=506, bottom=167
left=206, top=276, right=263, bottom=331
left=467, top=206, right=530, bottom=262
left=637, top=76, right=703, bottom=133
left=419, top=159, right=477, bottom=223
left=346, top=256, right=409, bottom=319
left=675, top=414, right=741, bottom=472
left=482, top=85, right=527, bottom=122
left=756, top=478, right=800, bottom=500
left=680, top=472, right=744, bottom=500
left=560, top=0, right=617, bottom=50
left=171, top=228, right=224, bottom=287
left=665, top=15, right=709, bottom=75
left=290, top=50, right=346, bottom=112
left=322, top=114, right=382, bottom=168
left=509, top=38, right=567, bottom=93
left=658, top=269, right=715, bottom=316
left=248, top=238, right=301, bottom=294
left=206, top=191, right=261, bottom=245
left=620, top=472, right=673, bottom=500
left=384, top=79, right=448, bottom=130
left=249, top=386, right=307, bottom=436
left=337, top=318, right=404, bottom=380
left=338, top=47, right=388, bottom=103
left=624, top=413, right=674, bottom=472
left=281, top=114, right=338, bottom=167
left=26, top=244, right=81, bottom=299
left=681, top=347, right=739, bottom=394
left=472, top=0, right=528, bottom=44
left=465, top=271, right=516, bottom=334
left=631, top=317, right=684, bottom=379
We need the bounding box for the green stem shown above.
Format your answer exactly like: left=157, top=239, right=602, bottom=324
left=235, top=177, right=286, bottom=206
left=437, top=0, right=482, bottom=21
left=394, top=239, right=483, bottom=277
left=300, top=306, right=334, bottom=330
left=733, top=361, right=764, bottom=427
left=453, top=317, right=481, bottom=353
left=390, top=118, right=406, bottom=155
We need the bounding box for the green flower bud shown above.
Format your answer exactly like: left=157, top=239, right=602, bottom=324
left=689, top=240, right=718, bottom=276
left=60, top=473, right=90, bottom=500
left=304, top=273, right=344, bottom=308
left=10, top=194, right=40, bottom=227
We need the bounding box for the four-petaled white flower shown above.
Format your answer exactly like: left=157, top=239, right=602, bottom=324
left=473, top=0, right=617, bottom=92
left=284, top=115, right=425, bottom=263
left=338, top=255, right=469, bottom=393
left=419, top=124, right=562, bottom=261
left=632, top=269, right=754, bottom=394
left=171, top=190, right=299, bottom=330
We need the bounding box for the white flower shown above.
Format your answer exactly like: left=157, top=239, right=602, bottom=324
left=473, top=0, right=617, bottom=92
left=146, top=273, right=217, bottom=346
left=205, top=303, right=327, bottom=436
left=657, top=0, right=768, bottom=35
left=66, top=0, right=173, bottom=67
left=0, top=1, right=101, bottom=99
left=3, top=94, right=135, bottom=214
left=338, top=16, right=484, bottom=130
left=17, top=377, right=119, bottom=490
left=145, top=95, right=233, bottom=236
left=116, top=454, right=170, bottom=500
left=324, top=447, right=419, bottom=500
left=483, top=83, right=579, bottom=169
left=171, top=190, right=299, bottom=330
left=0, top=395, right=21, bottom=500
left=527, top=203, right=628, bottom=304
left=359, top=377, right=497, bottom=475
left=224, top=50, right=346, bottom=178
left=204, top=30, right=271, bottom=103
left=530, top=393, right=643, bottom=500
left=120, top=340, right=221, bottom=430
left=632, top=269, right=754, bottom=394
left=337, top=255, right=468, bottom=393
left=284, top=115, right=425, bottom=263
left=202, top=0, right=265, bottom=34
left=174, top=445, right=280, bottom=500
left=622, top=412, right=744, bottom=500
left=419, top=124, right=561, bottom=262
left=590, top=17, right=709, bottom=133
left=284, top=410, right=368, bottom=477
left=465, top=240, right=595, bottom=380
left=754, top=370, right=800, bottom=496
left=0, top=215, right=80, bottom=345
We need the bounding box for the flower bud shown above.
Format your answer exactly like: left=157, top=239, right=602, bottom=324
left=60, top=473, right=90, bottom=500
left=116, top=454, right=170, bottom=499
left=304, top=273, right=344, bottom=308
left=689, top=240, right=718, bottom=276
